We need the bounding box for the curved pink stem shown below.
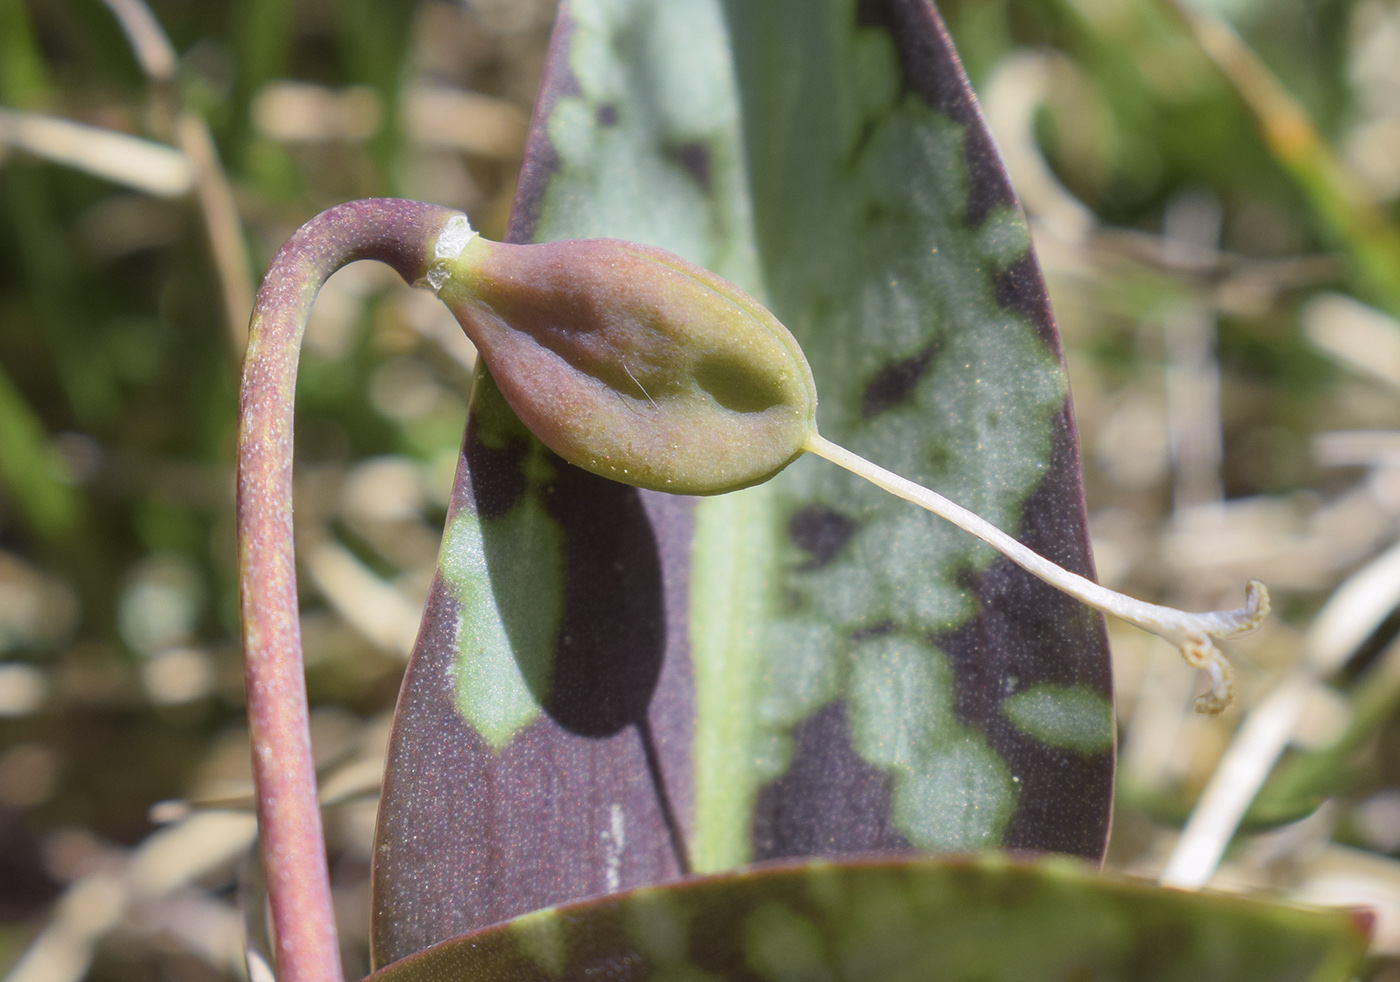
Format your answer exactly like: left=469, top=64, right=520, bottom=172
left=237, top=199, right=458, bottom=982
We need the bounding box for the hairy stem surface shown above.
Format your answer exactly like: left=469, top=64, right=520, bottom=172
left=237, top=199, right=457, bottom=982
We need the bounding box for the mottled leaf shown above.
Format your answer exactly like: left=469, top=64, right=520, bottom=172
left=705, top=0, right=1110, bottom=869
left=367, top=855, right=1368, bottom=982
left=373, top=0, right=1110, bottom=965
left=372, top=376, right=693, bottom=965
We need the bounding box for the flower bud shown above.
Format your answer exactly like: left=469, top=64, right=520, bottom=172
left=433, top=230, right=818, bottom=495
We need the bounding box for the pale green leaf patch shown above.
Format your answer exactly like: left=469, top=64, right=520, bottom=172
left=976, top=203, right=1033, bottom=269
left=1001, top=684, right=1114, bottom=754
left=847, top=635, right=1017, bottom=850
left=441, top=499, right=563, bottom=751
left=847, top=634, right=957, bottom=769
left=542, top=0, right=758, bottom=282
left=745, top=903, right=833, bottom=982
left=509, top=907, right=568, bottom=978
left=892, top=734, right=1018, bottom=851
left=623, top=888, right=692, bottom=967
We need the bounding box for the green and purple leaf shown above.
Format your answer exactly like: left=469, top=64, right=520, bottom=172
left=372, top=0, right=1110, bottom=965
left=367, top=856, right=1369, bottom=982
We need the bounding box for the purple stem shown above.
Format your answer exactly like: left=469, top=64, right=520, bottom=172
left=237, top=199, right=458, bottom=982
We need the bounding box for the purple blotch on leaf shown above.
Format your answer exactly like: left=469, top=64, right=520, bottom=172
left=860, top=340, right=941, bottom=418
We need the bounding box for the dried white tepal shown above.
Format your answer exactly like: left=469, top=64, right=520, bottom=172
left=802, top=436, right=1267, bottom=715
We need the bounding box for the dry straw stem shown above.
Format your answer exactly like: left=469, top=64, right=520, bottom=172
left=1159, top=673, right=1313, bottom=889
left=0, top=109, right=192, bottom=197
left=803, top=433, right=1270, bottom=715
left=1158, top=0, right=1400, bottom=317
left=101, top=0, right=178, bottom=81
left=1163, top=538, right=1400, bottom=889
left=175, top=112, right=256, bottom=351
left=1, top=0, right=255, bottom=353
left=0, top=811, right=258, bottom=982
left=100, top=0, right=255, bottom=352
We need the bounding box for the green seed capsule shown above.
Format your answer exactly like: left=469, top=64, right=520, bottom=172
left=433, top=227, right=818, bottom=495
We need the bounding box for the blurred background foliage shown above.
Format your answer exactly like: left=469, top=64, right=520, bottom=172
left=6, top=0, right=1400, bottom=979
